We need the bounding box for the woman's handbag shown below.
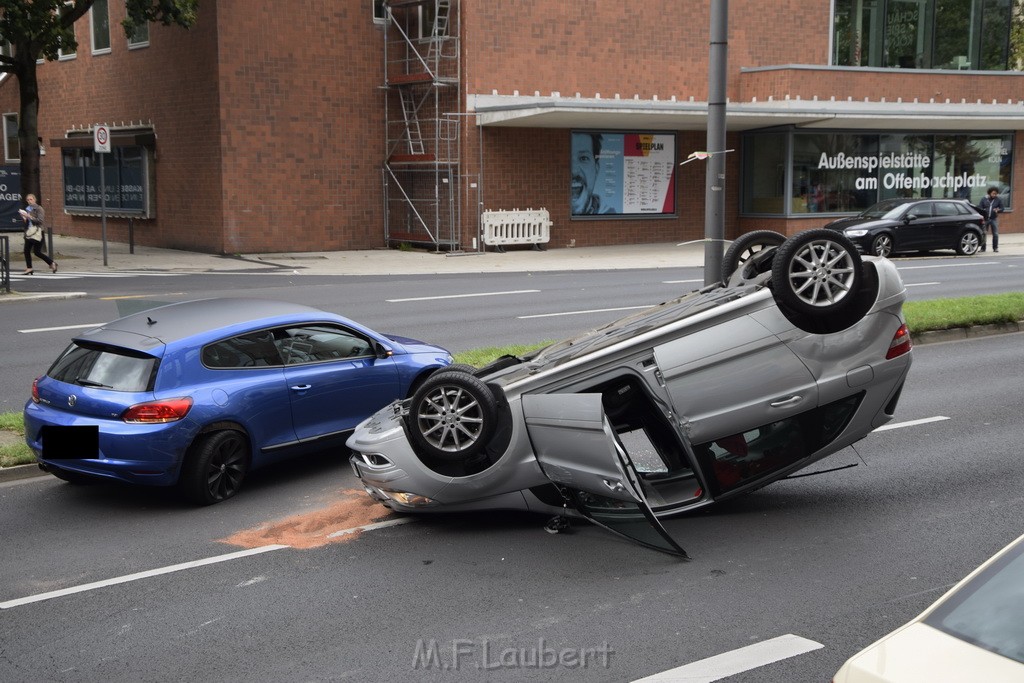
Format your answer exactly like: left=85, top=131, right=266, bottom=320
left=25, top=223, right=43, bottom=241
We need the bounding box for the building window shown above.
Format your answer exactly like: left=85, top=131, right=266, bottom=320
left=91, top=0, right=111, bottom=54
left=57, top=1, right=76, bottom=59
left=833, top=0, right=1019, bottom=71
left=3, top=113, right=19, bottom=162
left=742, top=130, right=1013, bottom=215
left=373, top=0, right=387, bottom=24
left=127, top=4, right=150, bottom=49
left=61, top=143, right=152, bottom=217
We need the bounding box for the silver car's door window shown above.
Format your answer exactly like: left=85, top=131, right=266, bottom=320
left=653, top=316, right=819, bottom=445
left=522, top=393, right=688, bottom=558
left=692, top=393, right=862, bottom=496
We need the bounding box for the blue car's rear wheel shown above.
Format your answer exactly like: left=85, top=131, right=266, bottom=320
left=180, top=430, right=250, bottom=505
left=408, top=371, right=498, bottom=462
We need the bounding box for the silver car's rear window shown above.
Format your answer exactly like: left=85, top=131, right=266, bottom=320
left=48, top=342, right=158, bottom=392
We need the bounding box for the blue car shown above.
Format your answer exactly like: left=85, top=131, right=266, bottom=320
left=24, top=298, right=453, bottom=504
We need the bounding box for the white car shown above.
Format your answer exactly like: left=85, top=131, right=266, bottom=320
left=834, top=532, right=1024, bottom=682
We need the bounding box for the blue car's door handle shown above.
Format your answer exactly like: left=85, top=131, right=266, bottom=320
left=290, top=384, right=312, bottom=392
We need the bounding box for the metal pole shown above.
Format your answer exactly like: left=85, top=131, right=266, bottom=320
left=704, top=0, right=728, bottom=286
left=100, top=154, right=108, bottom=266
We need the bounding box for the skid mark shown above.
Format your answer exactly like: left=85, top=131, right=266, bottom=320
left=219, top=489, right=397, bottom=549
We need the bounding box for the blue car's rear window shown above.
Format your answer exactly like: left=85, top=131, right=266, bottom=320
left=48, top=342, right=158, bottom=392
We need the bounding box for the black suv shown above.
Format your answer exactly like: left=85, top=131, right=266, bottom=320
left=823, top=198, right=985, bottom=257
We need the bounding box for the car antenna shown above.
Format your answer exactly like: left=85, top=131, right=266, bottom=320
left=146, top=317, right=157, bottom=326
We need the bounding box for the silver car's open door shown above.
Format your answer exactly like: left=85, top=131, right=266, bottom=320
left=522, top=394, right=688, bottom=558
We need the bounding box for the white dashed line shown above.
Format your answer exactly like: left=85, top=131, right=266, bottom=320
left=631, top=634, right=824, bottom=683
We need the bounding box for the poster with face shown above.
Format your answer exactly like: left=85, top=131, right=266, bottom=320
left=571, top=132, right=676, bottom=217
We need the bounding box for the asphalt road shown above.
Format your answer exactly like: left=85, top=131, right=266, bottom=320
left=1, top=253, right=1023, bottom=412
left=2, top=259, right=1024, bottom=679
left=0, top=305, right=1022, bottom=680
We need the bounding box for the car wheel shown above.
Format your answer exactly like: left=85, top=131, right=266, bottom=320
left=440, top=363, right=478, bottom=376
left=180, top=430, right=250, bottom=505
left=870, top=233, right=893, bottom=258
left=956, top=230, right=981, bottom=256
left=771, top=229, right=862, bottom=317
left=722, top=230, right=786, bottom=281
left=408, top=371, right=498, bottom=462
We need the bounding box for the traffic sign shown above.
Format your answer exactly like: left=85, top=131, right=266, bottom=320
left=94, top=125, right=110, bottom=153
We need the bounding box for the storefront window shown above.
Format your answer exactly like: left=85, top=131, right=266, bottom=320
left=833, top=0, right=1018, bottom=71
left=741, top=134, right=787, bottom=214
left=742, top=130, right=1013, bottom=215
left=792, top=133, right=878, bottom=213
left=61, top=145, right=151, bottom=215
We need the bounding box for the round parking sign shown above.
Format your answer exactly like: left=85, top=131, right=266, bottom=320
left=94, top=125, right=110, bottom=153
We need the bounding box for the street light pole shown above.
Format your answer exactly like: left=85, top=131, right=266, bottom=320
left=704, top=0, right=728, bottom=286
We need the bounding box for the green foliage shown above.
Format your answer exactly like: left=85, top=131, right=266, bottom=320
left=453, top=342, right=549, bottom=368
left=0, top=442, right=33, bottom=468
left=0, top=411, right=24, bottom=435
left=903, top=293, right=1024, bottom=333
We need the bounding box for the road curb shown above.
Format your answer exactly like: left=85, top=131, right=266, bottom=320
left=0, top=292, right=88, bottom=304
left=0, top=463, right=45, bottom=484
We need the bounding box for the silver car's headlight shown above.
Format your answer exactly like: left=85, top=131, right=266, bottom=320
left=380, top=489, right=439, bottom=507
left=844, top=228, right=869, bottom=237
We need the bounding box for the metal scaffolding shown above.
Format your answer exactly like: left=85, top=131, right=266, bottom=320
left=382, top=0, right=462, bottom=250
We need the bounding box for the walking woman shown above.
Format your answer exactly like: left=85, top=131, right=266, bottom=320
left=20, top=193, right=57, bottom=274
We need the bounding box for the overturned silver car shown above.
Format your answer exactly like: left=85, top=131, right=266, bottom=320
left=347, top=229, right=913, bottom=556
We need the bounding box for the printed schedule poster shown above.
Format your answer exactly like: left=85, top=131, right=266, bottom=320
left=570, top=131, right=676, bottom=217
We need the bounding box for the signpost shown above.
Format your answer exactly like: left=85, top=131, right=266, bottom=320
left=94, top=125, right=110, bottom=265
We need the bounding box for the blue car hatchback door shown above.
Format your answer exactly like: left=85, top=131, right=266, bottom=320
left=24, top=298, right=452, bottom=504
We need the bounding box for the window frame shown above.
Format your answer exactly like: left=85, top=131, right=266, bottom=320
left=127, top=1, right=150, bottom=49
left=3, top=113, right=19, bottom=162
left=90, top=0, right=111, bottom=55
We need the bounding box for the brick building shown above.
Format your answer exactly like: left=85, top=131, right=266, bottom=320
left=1, top=0, right=1021, bottom=254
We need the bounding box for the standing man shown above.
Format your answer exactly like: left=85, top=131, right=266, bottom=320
left=978, top=187, right=1004, bottom=253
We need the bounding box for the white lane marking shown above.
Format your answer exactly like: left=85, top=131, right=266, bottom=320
left=874, top=415, right=950, bottom=432
left=0, top=545, right=288, bottom=609
left=387, top=289, right=540, bottom=303
left=0, top=515, right=417, bottom=609
left=904, top=282, right=940, bottom=287
left=518, top=305, right=653, bottom=319
left=898, top=261, right=997, bottom=270
left=631, top=634, right=823, bottom=683
left=662, top=279, right=703, bottom=284
left=326, top=517, right=416, bottom=538
left=19, top=323, right=105, bottom=333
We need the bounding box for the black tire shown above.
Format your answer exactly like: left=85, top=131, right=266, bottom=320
left=771, top=229, right=863, bottom=317
left=956, top=229, right=981, bottom=256
left=179, top=430, right=250, bottom=505
left=722, top=230, right=787, bottom=282
left=870, top=233, right=893, bottom=258
left=440, top=363, right=478, bottom=376
left=408, top=371, right=498, bottom=462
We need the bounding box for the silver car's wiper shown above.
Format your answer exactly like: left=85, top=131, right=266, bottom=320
left=76, top=378, right=112, bottom=388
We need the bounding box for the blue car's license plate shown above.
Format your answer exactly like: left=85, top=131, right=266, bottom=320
left=41, top=425, right=99, bottom=459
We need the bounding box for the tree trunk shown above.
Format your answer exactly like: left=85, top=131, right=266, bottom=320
left=16, top=53, right=41, bottom=203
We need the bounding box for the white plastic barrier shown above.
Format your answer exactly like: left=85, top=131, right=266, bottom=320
left=481, top=208, right=551, bottom=252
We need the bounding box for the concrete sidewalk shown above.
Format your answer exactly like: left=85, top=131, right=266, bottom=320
left=6, top=231, right=1023, bottom=281
left=10, top=234, right=716, bottom=277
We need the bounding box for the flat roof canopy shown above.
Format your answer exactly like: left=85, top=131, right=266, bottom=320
left=469, top=94, right=1024, bottom=132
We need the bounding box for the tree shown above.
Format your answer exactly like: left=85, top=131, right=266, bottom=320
left=0, top=0, right=197, bottom=201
